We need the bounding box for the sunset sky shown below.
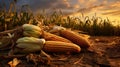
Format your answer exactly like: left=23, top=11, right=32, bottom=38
left=0, top=0, right=120, bottom=21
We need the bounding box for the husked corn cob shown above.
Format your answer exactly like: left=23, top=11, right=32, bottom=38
left=43, top=41, right=81, bottom=53
left=42, top=31, right=72, bottom=43
left=60, top=30, right=91, bottom=48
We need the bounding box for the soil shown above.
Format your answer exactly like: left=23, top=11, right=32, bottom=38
left=0, top=36, right=120, bottom=67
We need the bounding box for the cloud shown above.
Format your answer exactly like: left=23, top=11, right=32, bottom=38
left=100, top=1, right=120, bottom=16
left=63, top=0, right=70, bottom=8
left=75, top=0, right=105, bottom=14
left=74, top=4, right=80, bottom=9
left=110, top=1, right=120, bottom=8
left=77, top=4, right=104, bottom=13
left=100, top=1, right=120, bottom=10
left=78, top=0, right=98, bottom=7
left=16, top=0, right=72, bottom=11
left=75, top=0, right=120, bottom=17
left=78, top=0, right=85, bottom=4
left=102, top=10, right=120, bottom=16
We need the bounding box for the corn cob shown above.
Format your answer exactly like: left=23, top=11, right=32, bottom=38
left=60, top=30, right=91, bottom=48
left=43, top=41, right=81, bottom=53
left=42, top=31, right=72, bottom=43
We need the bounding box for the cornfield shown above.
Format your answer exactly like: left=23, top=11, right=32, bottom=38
left=0, top=2, right=120, bottom=36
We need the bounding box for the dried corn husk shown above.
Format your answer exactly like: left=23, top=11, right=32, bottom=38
left=8, top=58, right=21, bottom=67
left=15, top=37, right=45, bottom=53
left=22, top=24, right=42, bottom=38
left=43, top=31, right=72, bottom=43
left=43, top=41, right=81, bottom=53
left=0, top=36, right=12, bottom=48
left=49, top=26, right=66, bottom=33
left=60, top=30, right=91, bottom=48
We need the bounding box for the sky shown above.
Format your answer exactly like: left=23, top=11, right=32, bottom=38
left=0, top=0, right=120, bottom=21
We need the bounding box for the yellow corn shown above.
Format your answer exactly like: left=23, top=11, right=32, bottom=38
left=42, top=31, right=72, bottom=43
left=43, top=41, right=81, bottom=53
left=60, top=30, right=91, bottom=48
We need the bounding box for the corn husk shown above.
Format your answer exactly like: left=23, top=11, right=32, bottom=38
left=49, top=26, right=66, bottom=33
left=15, top=37, right=45, bottom=53
left=0, top=36, right=12, bottom=48
left=22, top=24, right=41, bottom=32
left=60, top=30, right=91, bottom=48
left=22, top=24, right=42, bottom=38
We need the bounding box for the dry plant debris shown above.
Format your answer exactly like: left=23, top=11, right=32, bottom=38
left=8, top=58, right=21, bottom=67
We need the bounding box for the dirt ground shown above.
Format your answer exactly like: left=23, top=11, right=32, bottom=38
left=0, top=36, right=120, bottom=67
